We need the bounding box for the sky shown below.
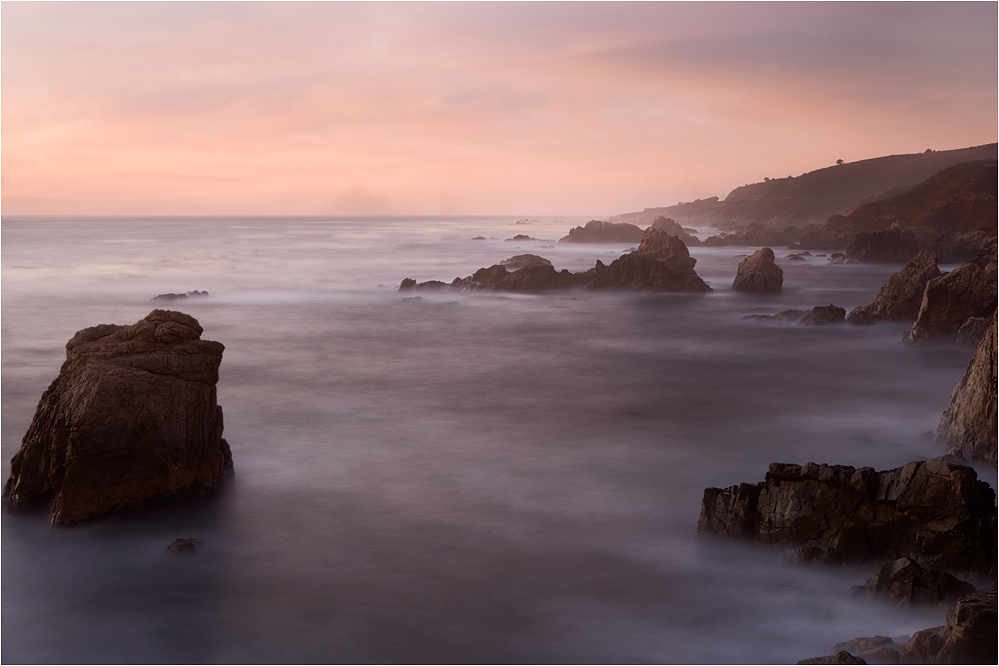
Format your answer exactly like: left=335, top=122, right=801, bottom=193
left=2, top=2, right=997, bottom=217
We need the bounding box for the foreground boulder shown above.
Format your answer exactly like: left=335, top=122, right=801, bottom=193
left=2, top=310, right=233, bottom=525
left=903, top=252, right=997, bottom=343
left=698, top=459, right=996, bottom=575
left=847, top=251, right=942, bottom=324
left=936, top=311, right=997, bottom=464
left=732, top=247, right=784, bottom=292
left=900, top=591, right=997, bottom=664
left=557, top=220, right=644, bottom=244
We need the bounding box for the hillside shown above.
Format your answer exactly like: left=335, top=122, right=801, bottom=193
left=610, top=143, right=998, bottom=229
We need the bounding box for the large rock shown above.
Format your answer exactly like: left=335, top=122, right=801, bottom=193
left=557, top=220, right=644, bottom=244
left=846, top=223, right=937, bottom=264
left=498, top=254, right=552, bottom=270
left=649, top=216, right=700, bottom=246
left=732, top=247, right=784, bottom=292
left=847, top=251, right=942, bottom=324
left=848, top=557, right=975, bottom=607
left=2, top=310, right=233, bottom=525
left=587, top=228, right=711, bottom=292
left=936, top=311, right=998, bottom=464
left=903, top=255, right=997, bottom=343
left=899, top=591, right=997, bottom=665
left=698, top=460, right=996, bottom=576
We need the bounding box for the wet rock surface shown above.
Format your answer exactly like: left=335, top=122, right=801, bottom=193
left=732, top=247, right=784, bottom=292
left=2, top=310, right=233, bottom=525
left=847, top=251, right=942, bottom=324
left=698, top=459, right=997, bottom=575
left=936, top=311, right=997, bottom=464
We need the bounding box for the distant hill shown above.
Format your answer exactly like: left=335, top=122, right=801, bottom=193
left=829, top=159, right=997, bottom=235
left=610, top=143, right=998, bottom=229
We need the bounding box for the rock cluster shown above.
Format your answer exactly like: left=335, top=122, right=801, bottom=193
left=936, top=311, right=997, bottom=464
left=698, top=459, right=996, bottom=575
left=847, top=251, right=942, bottom=324
left=847, top=557, right=975, bottom=607
left=400, top=228, right=711, bottom=293
left=744, top=305, right=846, bottom=325
left=557, top=220, right=644, bottom=244
left=2, top=310, right=233, bottom=525
left=732, top=247, right=784, bottom=292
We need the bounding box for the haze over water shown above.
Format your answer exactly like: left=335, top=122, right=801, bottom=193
left=2, top=215, right=986, bottom=664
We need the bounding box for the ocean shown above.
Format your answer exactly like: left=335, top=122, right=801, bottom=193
left=1, top=215, right=989, bottom=664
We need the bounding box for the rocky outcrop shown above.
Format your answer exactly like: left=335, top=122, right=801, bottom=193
left=799, top=305, right=846, bottom=325
left=649, top=216, right=700, bottom=246
left=732, top=247, right=784, bottom=292
left=846, top=223, right=938, bottom=264
left=498, top=254, right=552, bottom=270
left=797, top=651, right=867, bottom=665
left=848, top=557, right=975, bottom=607
left=899, top=591, right=997, bottom=665
left=400, top=228, right=711, bottom=293
left=936, top=312, right=997, bottom=464
left=557, top=220, right=644, bottom=244
left=2, top=310, right=233, bottom=525
left=847, top=251, right=942, bottom=324
left=152, top=290, right=209, bottom=301
left=903, top=255, right=997, bottom=343
left=698, top=460, right=996, bottom=575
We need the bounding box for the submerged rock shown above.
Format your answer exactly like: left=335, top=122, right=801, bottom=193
left=848, top=557, right=975, bottom=607
left=698, top=459, right=996, bottom=575
left=2, top=310, right=233, bottom=525
left=163, top=537, right=206, bottom=557
left=847, top=251, right=942, bottom=324
left=732, top=247, right=784, bottom=292
left=557, top=219, right=644, bottom=244
left=936, top=311, right=997, bottom=464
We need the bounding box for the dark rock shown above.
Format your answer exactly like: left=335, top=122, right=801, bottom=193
left=471, top=236, right=486, bottom=240
left=698, top=459, right=997, bottom=575
left=399, top=278, right=417, bottom=290
left=732, top=247, right=784, bottom=292
left=800, top=305, right=846, bottom=325
left=701, top=223, right=803, bottom=248
left=558, top=220, right=644, bottom=244
left=936, top=311, right=997, bottom=464
left=588, top=228, right=711, bottom=292
left=955, top=317, right=988, bottom=347
left=498, top=254, right=553, bottom=270
left=848, top=557, right=975, bottom=606
left=833, top=637, right=897, bottom=655
left=163, top=537, right=206, bottom=557
left=505, top=234, right=539, bottom=242
left=2, top=310, right=233, bottom=525
left=797, top=650, right=868, bottom=665
left=903, top=258, right=997, bottom=343
left=846, top=223, right=938, bottom=264
left=787, top=254, right=806, bottom=261
left=649, top=216, right=700, bottom=246
left=898, top=591, right=997, bottom=664
left=847, top=251, right=942, bottom=324
left=829, top=253, right=846, bottom=264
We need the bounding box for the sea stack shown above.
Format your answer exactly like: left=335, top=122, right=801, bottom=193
left=732, top=247, right=783, bottom=292
left=2, top=310, right=233, bottom=525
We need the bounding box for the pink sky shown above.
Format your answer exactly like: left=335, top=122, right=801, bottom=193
left=3, top=3, right=996, bottom=216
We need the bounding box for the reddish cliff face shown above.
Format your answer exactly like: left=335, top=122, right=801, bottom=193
left=2, top=310, right=233, bottom=525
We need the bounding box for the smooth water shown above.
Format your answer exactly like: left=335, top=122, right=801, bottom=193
left=1, top=216, right=988, bottom=664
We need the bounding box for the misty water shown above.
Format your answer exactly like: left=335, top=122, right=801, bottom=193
left=2, top=216, right=991, bottom=664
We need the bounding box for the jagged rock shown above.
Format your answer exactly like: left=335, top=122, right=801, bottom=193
left=848, top=558, right=975, bottom=607
left=800, top=305, right=846, bottom=325
left=903, top=256, right=997, bottom=343
left=797, top=651, right=868, bottom=665
left=954, top=317, right=988, bottom=347
left=163, top=537, right=206, bottom=557
left=898, top=592, right=997, bottom=665
left=649, top=216, right=700, bottom=246
left=470, top=236, right=486, bottom=240
left=557, top=220, right=644, bottom=244
left=2, top=310, right=233, bottom=525
left=505, top=234, right=540, bottom=242
left=936, top=312, right=997, bottom=464
left=732, top=247, right=784, bottom=292
left=847, top=251, right=942, bottom=324
left=697, top=459, right=997, bottom=575
left=498, top=254, right=553, bottom=270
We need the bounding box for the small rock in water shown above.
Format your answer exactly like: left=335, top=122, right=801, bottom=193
left=151, top=290, right=209, bottom=302
left=163, top=537, right=205, bottom=557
